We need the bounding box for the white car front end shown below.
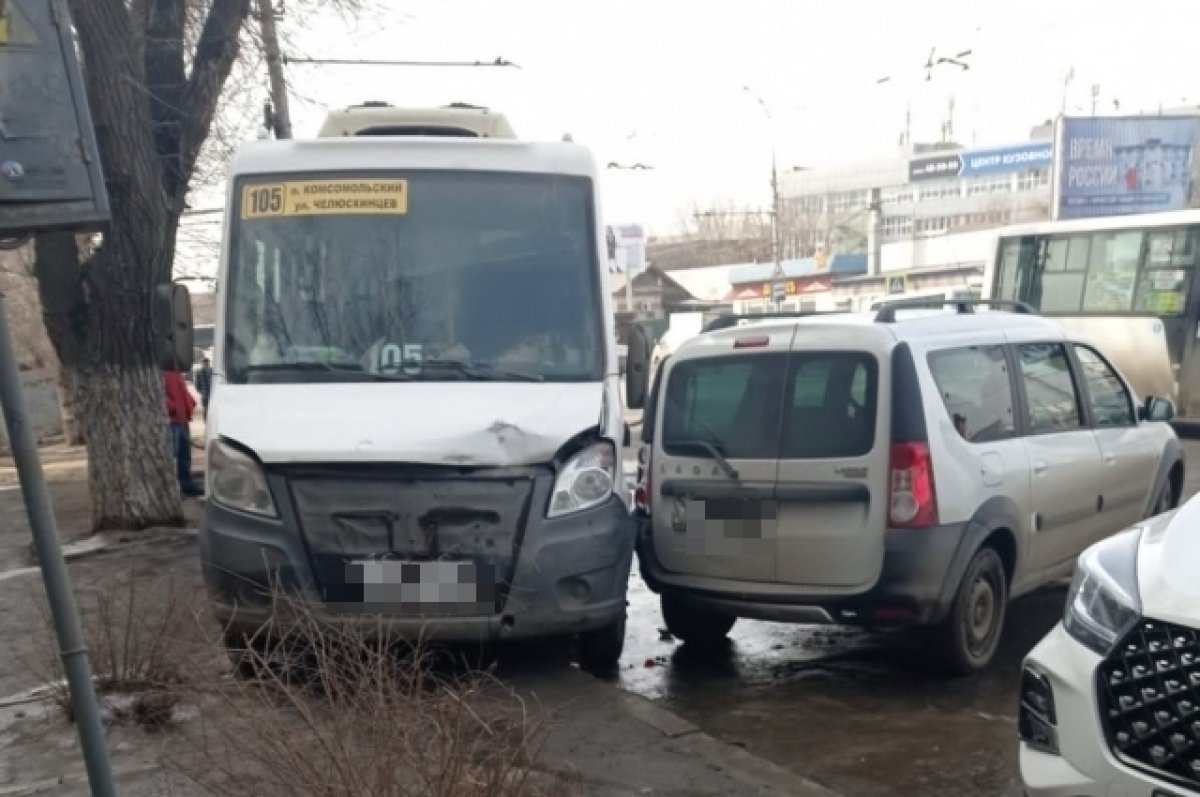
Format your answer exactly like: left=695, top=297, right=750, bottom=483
left=1020, top=502, right=1200, bottom=797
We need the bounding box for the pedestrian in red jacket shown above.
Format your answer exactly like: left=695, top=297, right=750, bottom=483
left=164, top=371, right=202, bottom=497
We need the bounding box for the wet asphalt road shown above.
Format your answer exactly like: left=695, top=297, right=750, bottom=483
left=608, top=438, right=1200, bottom=797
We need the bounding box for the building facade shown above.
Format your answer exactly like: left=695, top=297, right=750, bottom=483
left=778, top=136, right=1054, bottom=251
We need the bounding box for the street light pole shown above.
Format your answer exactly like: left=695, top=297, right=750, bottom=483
left=745, top=88, right=784, bottom=305
left=606, top=164, right=655, bottom=317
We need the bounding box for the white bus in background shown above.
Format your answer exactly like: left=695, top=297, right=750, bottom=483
left=198, top=104, right=634, bottom=670
left=982, top=209, right=1198, bottom=420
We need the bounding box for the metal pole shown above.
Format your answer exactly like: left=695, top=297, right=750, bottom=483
left=771, top=144, right=782, bottom=277
left=0, top=292, right=115, bottom=797
left=257, top=0, right=292, bottom=139
left=744, top=88, right=784, bottom=281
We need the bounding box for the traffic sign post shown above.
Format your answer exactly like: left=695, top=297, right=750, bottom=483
left=0, top=3, right=117, bottom=795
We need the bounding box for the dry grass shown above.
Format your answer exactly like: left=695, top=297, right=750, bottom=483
left=34, top=567, right=194, bottom=728
left=33, top=568, right=578, bottom=795
left=179, top=621, right=574, bottom=796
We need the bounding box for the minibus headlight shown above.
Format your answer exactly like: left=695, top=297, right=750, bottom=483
left=209, top=440, right=277, bottom=518
left=549, top=442, right=615, bottom=518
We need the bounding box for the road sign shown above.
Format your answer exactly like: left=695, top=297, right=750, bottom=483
left=0, top=0, right=110, bottom=234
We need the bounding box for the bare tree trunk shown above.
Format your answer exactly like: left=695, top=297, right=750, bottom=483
left=57, top=368, right=84, bottom=446
left=80, top=359, right=183, bottom=530
left=28, top=0, right=251, bottom=530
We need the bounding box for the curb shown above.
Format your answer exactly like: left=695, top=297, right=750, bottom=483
left=4, top=528, right=199, bottom=583
left=0, top=764, right=160, bottom=796
left=616, top=689, right=842, bottom=797
left=547, top=667, right=841, bottom=796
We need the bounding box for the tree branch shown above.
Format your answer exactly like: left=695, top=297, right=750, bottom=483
left=177, top=0, right=252, bottom=207
left=145, top=0, right=189, bottom=198
left=68, top=0, right=170, bottom=284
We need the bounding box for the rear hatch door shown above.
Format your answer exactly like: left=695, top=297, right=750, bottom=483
left=773, top=324, right=895, bottom=590
left=651, top=327, right=795, bottom=583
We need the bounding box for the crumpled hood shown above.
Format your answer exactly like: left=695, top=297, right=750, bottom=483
left=213, top=382, right=604, bottom=466
left=1137, top=499, right=1200, bottom=628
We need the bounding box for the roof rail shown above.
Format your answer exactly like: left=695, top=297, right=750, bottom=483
left=702, top=310, right=847, bottom=333
left=873, top=298, right=1038, bottom=324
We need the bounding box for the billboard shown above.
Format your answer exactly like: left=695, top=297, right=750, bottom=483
left=1057, top=116, right=1200, bottom=219
left=909, top=141, right=1053, bottom=182
left=607, top=223, right=646, bottom=276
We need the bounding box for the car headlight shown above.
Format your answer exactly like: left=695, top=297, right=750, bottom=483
left=209, top=440, right=277, bottom=518
left=548, top=441, right=615, bottom=518
left=1063, top=527, right=1142, bottom=655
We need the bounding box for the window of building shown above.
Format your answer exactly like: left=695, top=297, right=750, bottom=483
left=918, top=181, right=958, bottom=202
left=928, top=345, right=1015, bottom=442
left=916, top=216, right=950, bottom=235
left=1017, top=170, right=1049, bottom=192
left=881, top=216, right=912, bottom=239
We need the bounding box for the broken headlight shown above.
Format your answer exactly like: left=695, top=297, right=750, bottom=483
left=209, top=440, right=277, bottom=518
left=548, top=441, right=615, bottom=518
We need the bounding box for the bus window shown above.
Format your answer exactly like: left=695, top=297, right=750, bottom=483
left=1036, top=235, right=1091, bottom=312
left=1082, top=231, right=1142, bottom=312
left=997, top=238, right=1036, bottom=302
left=1135, top=229, right=1197, bottom=314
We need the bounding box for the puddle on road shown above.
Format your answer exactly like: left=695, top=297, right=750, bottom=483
left=617, top=571, right=1062, bottom=797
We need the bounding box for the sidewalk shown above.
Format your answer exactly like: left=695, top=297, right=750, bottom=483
left=0, top=444, right=835, bottom=797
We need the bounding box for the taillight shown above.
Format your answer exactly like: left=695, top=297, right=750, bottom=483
left=634, top=455, right=652, bottom=513
left=889, top=442, right=937, bottom=528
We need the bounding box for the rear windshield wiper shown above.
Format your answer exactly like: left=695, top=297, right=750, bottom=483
left=420, top=359, right=544, bottom=383
left=673, top=439, right=740, bottom=481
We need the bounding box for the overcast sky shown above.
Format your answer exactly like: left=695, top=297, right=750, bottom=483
left=176, top=0, right=1200, bottom=280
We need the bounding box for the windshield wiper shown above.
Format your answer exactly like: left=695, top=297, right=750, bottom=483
left=674, top=439, right=740, bottom=481
left=243, top=362, right=408, bottom=381
left=420, top=359, right=544, bottom=383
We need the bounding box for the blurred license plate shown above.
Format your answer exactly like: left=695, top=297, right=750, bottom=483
left=345, top=560, right=496, bottom=610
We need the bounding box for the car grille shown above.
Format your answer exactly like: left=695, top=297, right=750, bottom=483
left=275, top=464, right=538, bottom=613
left=1098, top=618, right=1200, bottom=790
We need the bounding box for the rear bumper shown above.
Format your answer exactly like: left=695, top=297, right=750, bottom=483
left=635, top=514, right=968, bottom=625
left=200, top=493, right=635, bottom=643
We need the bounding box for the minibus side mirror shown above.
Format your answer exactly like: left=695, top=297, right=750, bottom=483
left=153, top=283, right=194, bottom=372
left=625, top=325, right=650, bottom=410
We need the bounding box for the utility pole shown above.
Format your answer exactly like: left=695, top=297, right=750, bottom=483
left=257, top=0, right=292, bottom=139
left=1091, top=84, right=1100, bottom=116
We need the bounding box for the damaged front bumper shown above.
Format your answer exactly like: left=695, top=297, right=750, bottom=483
left=200, top=462, right=635, bottom=643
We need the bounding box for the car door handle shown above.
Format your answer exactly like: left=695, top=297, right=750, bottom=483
left=1033, top=460, right=1049, bottom=475
left=1104, top=453, right=1116, bottom=465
